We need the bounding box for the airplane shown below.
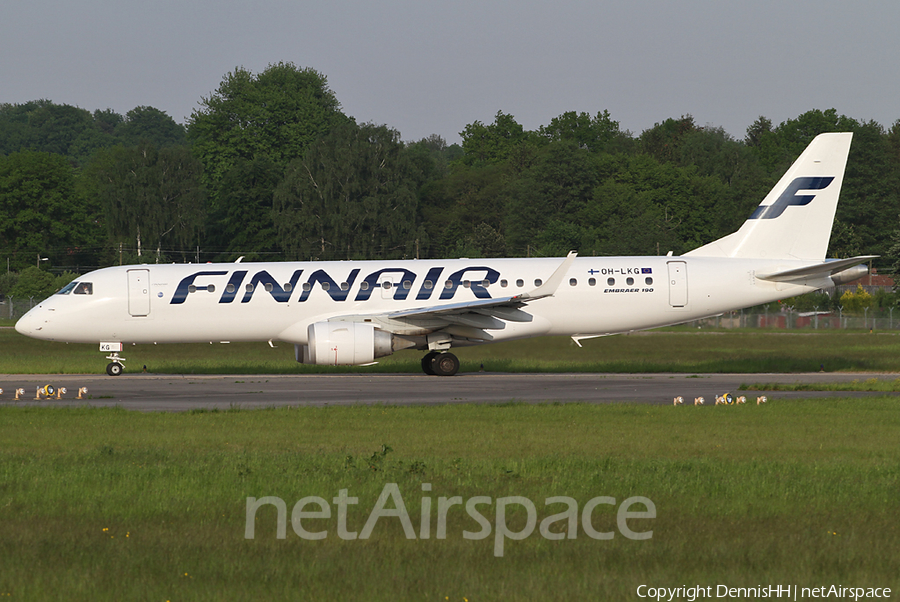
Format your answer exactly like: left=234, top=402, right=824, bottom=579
left=15, top=132, right=874, bottom=377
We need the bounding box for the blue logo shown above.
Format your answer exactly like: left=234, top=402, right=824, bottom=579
left=749, top=177, right=834, bottom=220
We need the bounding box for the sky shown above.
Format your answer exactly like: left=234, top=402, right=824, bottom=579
left=3, top=0, right=899, bottom=144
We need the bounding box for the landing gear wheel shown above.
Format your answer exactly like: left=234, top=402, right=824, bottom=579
left=106, top=362, right=124, bottom=376
left=431, top=352, right=460, bottom=377
left=421, top=351, right=438, bottom=375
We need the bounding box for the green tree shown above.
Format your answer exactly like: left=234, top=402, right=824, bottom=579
left=207, top=156, right=282, bottom=261
left=0, top=100, right=116, bottom=164
left=0, top=151, right=103, bottom=271
left=9, top=266, right=56, bottom=300
left=274, top=123, right=419, bottom=260
left=459, top=111, right=542, bottom=167
left=539, top=110, right=630, bottom=154
left=116, top=106, right=186, bottom=147
left=85, top=143, right=206, bottom=261
left=187, top=63, right=350, bottom=200
left=839, top=284, right=875, bottom=314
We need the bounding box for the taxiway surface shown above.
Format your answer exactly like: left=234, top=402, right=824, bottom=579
left=0, top=372, right=896, bottom=411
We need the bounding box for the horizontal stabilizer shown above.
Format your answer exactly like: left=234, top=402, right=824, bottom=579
left=756, top=256, right=877, bottom=283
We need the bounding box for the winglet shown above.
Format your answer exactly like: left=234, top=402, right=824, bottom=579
left=518, top=251, right=577, bottom=301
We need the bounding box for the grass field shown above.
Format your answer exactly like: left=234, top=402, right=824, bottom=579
left=4, top=327, right=900, bottom=374
left=0, top=399, right=898, bottom=601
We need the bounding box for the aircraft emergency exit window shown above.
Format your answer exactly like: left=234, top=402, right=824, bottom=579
left=383, top=282, right=392, bottom=290
left=626, top=277, right=634, bottom=286
left=569, top=278, right=577, bottom=286
left=424, top=280, right=433, bottom=289
left=534, top=279, right=543, bottom=287
left=74, top=282, right=93, bottom=295
left=500, top=279, right=508, bottom=287
left=188, top=285, right=197, bottom=294
left=589, top=278, right=596, bottom=286
left=516, top=279, right=524, bottom=287
left=321, top=282, right=330, bottom=291
left=57, top=282, right=78, bottom=295
left=607, top=278, right=615, bottom=286
left=226, top=284, right=235, bottom=293
left=207, top=284, right=216, bottom=293
left=645, top=277, right=653, bottom=285
left=283, top=283, right=293, bottom=292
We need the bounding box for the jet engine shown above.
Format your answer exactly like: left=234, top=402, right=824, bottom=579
left=296, top=322, right=394, bottom=366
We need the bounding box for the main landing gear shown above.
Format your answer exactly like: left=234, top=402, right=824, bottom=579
left=421, top=351, right=460, bottom=376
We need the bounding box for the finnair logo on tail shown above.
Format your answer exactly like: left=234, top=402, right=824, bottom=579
left=749, top=176, right=835, bottom=220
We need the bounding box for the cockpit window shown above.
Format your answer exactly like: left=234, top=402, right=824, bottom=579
left=57, top=282, right=78, bottom=295
left=74, top=282, right=93, bottom=295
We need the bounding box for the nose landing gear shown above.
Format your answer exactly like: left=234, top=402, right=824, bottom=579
left=105, top=352, right=125, bottom=376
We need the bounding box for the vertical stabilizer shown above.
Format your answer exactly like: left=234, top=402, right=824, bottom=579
left=684, top=132, right=852, bottom=260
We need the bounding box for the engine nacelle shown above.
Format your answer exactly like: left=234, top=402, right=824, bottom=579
left=296, top=322, right=393, bottom=366
left=830, top=264, right=869, bottom=286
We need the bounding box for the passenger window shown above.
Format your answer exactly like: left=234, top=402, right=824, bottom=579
left=74, top=282, right=93, bottom=295
left=283, top=283, right=293, bottom=292
left=516, top=279, right=524, bottom=287
left=265, top=283, right=274, bottom=292
left=444, top=280, right=453, bottom=289
left=626, top=277, right=634, bottom=286
left=424, top=280, right=433, bottom=289
left=341, top=282, right=350, bottom=291
left=245, top=284, right=254, bottom=292
left=226, top=283, right=235, bottom=293
left=403, top=280, right=412, bottom=289
left=588, top=278, right=596, bottom=286
left=500, top=279, right=508, bottom=288
left=382, top=281, right=392, bottom=290
left=207, top=284, right=216, bottom=293
left=482, top=279, right=490, bottom=288
left=322, top=282, right=330, bottom=291
left=534, top=279, right=543, bottom=287
left=645, top=277, right=653, bottom=285
left=463, top=280, right=471, bottom=288
left=607, top=278, right=615, bottom=286
left=188, top=285, right=197, bottom=294
left=302, top=283, right=312, bottom=292
left=360, top=281, right=369, bottom=291
left=569, top=278, right=577, bottom=286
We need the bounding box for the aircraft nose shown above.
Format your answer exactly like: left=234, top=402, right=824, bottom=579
left=15, top=308, right=45, bottom=337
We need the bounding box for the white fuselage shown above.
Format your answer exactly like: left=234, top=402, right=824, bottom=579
left=15, top=255, right=818, bottom=346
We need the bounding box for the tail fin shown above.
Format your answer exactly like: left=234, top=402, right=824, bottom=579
left=685, top=132, right=852, bottom=261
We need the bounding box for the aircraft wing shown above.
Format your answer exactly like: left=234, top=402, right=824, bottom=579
left=328, top=252, right=577, bottom=340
